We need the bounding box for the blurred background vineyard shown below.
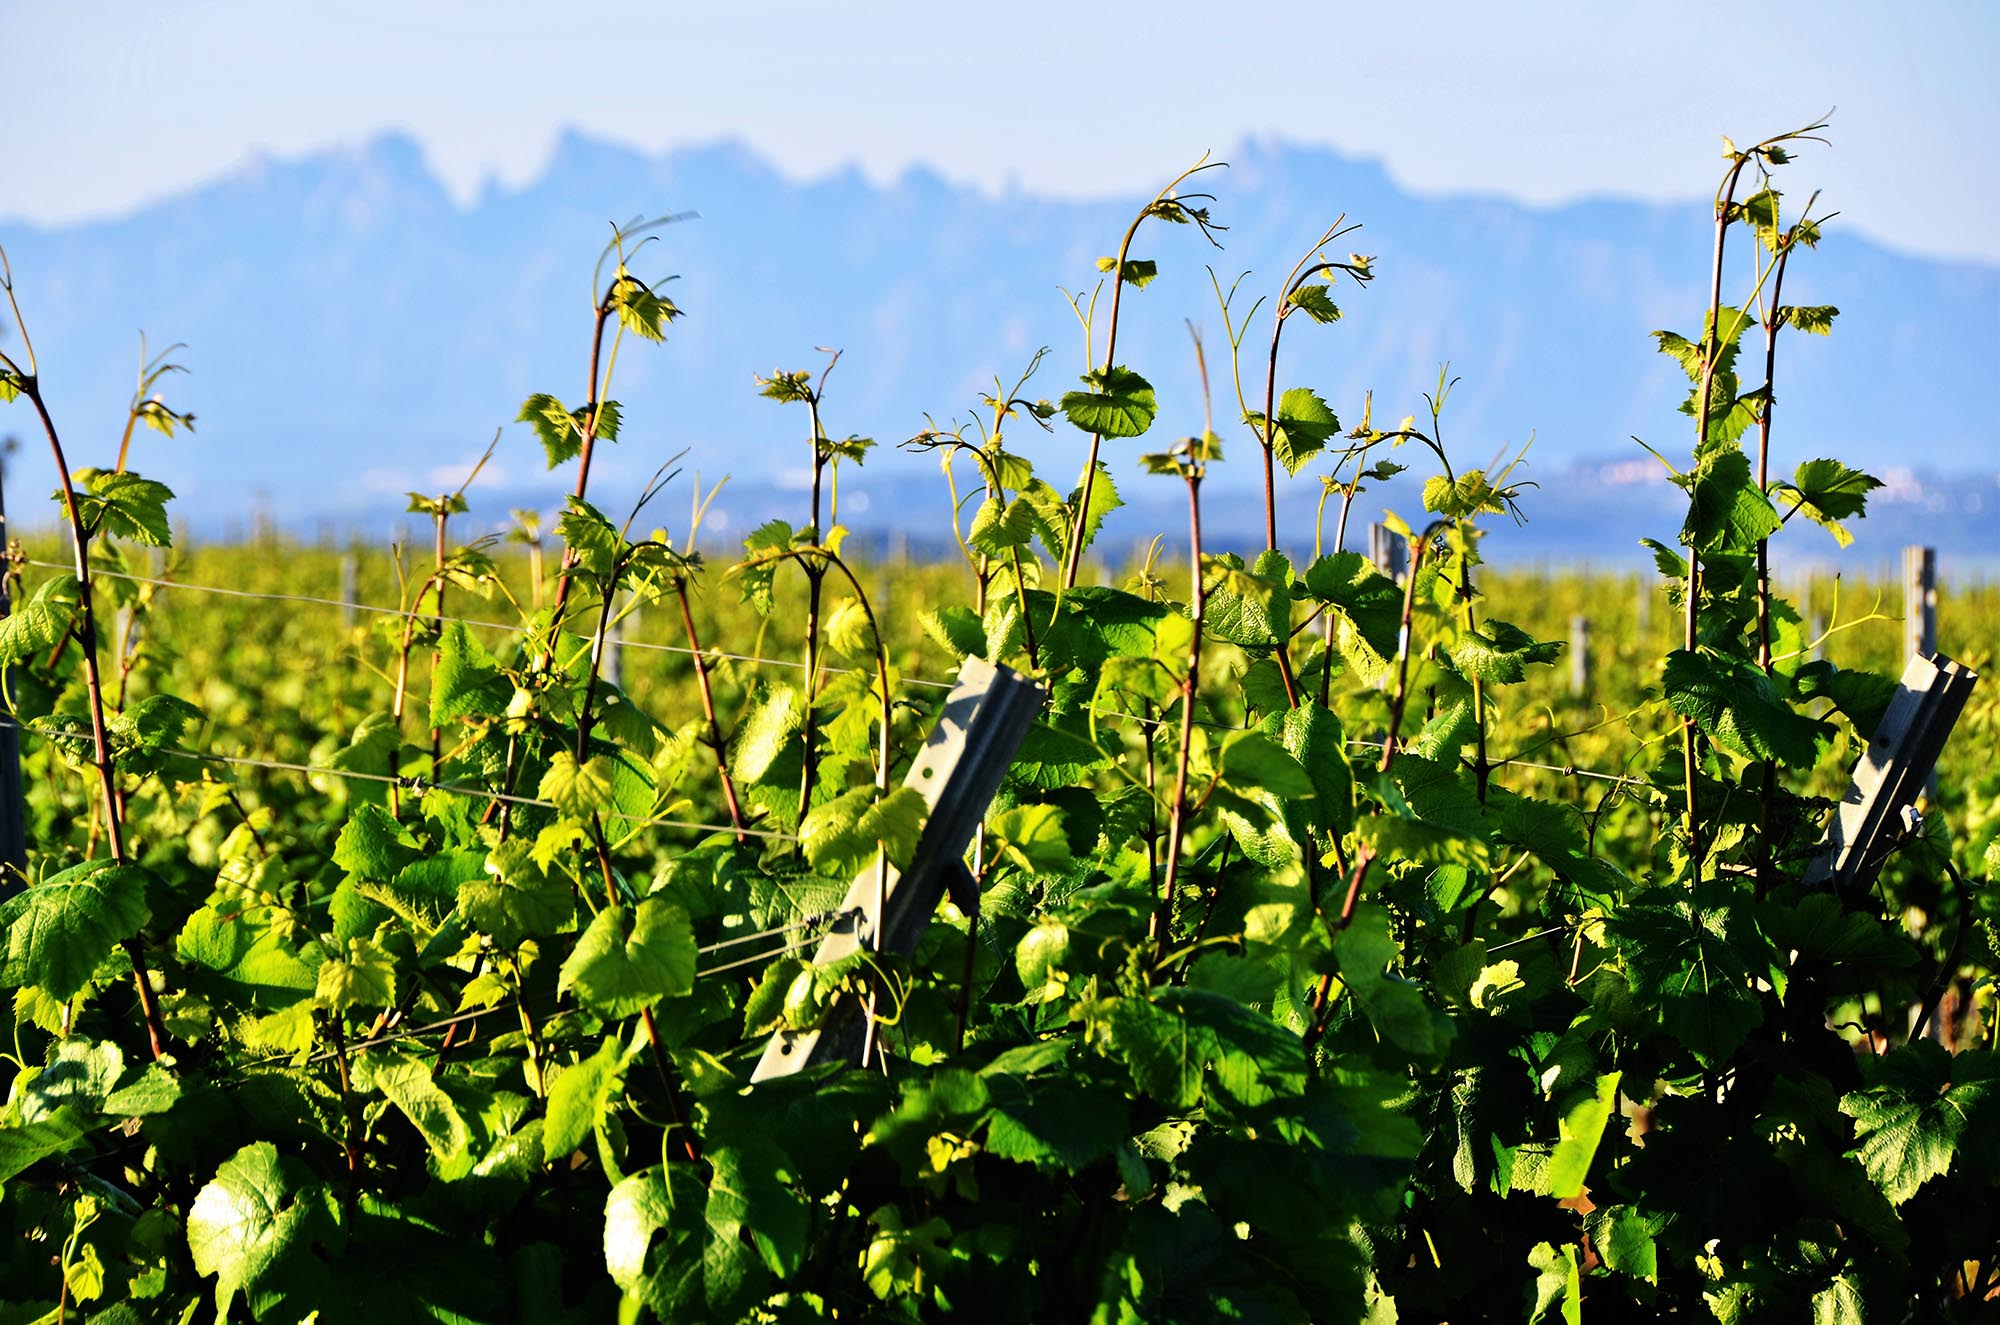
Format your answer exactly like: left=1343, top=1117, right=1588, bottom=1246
left=15, top=530, right=1995, bottom=895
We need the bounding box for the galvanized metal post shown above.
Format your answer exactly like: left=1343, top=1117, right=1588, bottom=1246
left=752, top=657, right=1043, bottom=1081
left=1903, top=545, right=1936, bottom=666
left=338, top=551, right=358, bottom=627
left=1903, top=546, right=1939, bottom=796
left=1806, top=653, right=1977, bottom=891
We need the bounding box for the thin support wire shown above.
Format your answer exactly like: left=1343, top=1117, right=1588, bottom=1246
left=1086, top=706, right=1638, bottom=786
left=21, top=558, right=956, bottom=690
left=1342, top=737, right=1641, bottom=787
left=18, top=560, right=1641, bottom=781
left=0, top=716, right=796, bottom=843
left=697, top=907, right=856, bottom=956
left=695, top=932, right=830, bottom=980
left=210, top=912, right=856, bottom=1080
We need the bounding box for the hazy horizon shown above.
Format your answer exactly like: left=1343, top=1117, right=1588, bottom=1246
left=11, top=3, right=2000, bottom=264
left=4, top=130, right=1994, bottom=566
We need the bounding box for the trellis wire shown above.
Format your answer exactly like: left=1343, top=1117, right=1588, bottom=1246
left=698, top=907, right=857, bottom=957
left=20, top=558, right=956, bottom=691
left=3, top=555, right=1667, bottom=1098
left=255, top=913, right=851, bottom=1074
left=1339, top=737, right=1642, bottom=787
left=0, top=716, right=794, bottom=843
left=10, top=562, right=1646, bottom=804
left=1088, top=707, right=1640, bottom=787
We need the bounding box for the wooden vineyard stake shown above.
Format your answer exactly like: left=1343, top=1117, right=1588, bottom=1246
left=1569, top=614, right=1591, bottom=697
left=1903, top=546, right=1937, bottom=665
left=1902, top=545, right=1938, bottom=797
left=1805, top=652, right=1978, bottom=892
left=339, top=551, right=358, bottom=627
left=751, top=656, right=1044, bottom=1081
left=1369, top=522, right=1408, bottom=584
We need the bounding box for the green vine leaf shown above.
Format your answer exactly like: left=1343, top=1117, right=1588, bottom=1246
left=519, top=392, right=623, bottom=468
left=1611, top=885, right=1770, bottom=1065
left=967, top=496, right=1037, bottom=556
left=986, top=804, right=1074, bottom=877
left=1422, top=470, right=1511, bottom=521
left=1779, top=304, right=1838, bottom=335
left=1335, top=905, right=1452, bottom=1060
left=187, top=1142, right=331, bottom=1320
left=18, top=1037, right=124, bottom=1121
left=1303, top=551, right=1403, bottom=676
left=431, top=621, right=512, bottom=725
left=1262, top=701, right=1354, bottom=838
left=1217, top=731, right=1315, bottom=799
left=0, top=573, right=82, bottom=666
left=556, top=497, right=624, bottom=582
left=333, top=802, right=423, bottom=882
left=314, top=937, right=398, bottom=1013
left=1094, top=256, right=1158, bottom=288
left=546, top=1036, right=624, bottom=1163
left=1663, top=649, right=1832, bottom=767
left=369, top=1052, right=473, bottom=1161
left=0, top=1106, right=91, bottom=1182
left=603, top=1167, right=683, bottom=1305
left=1060, top=365, right=1157, bottom=439
left=1287, top=283, right=1342, bottom=324
left=1678, top=441, right=1778, bottom=553
left=1103, top=994, right=1216, bottom=1111
left=733, top=519, right=796, bottom=613
left=801, top=785, right=927, bottom=878
left=1841, top=1041, right=2000, bottom=1205
left=707, top=1140, right=810, bottom=1280
left=1772, top=458, right=1882, bottom=548
left=1244, top=387, right=1340, bottom=476
left=559, top=898, right=696, bottom=1020
left=1547, top=1071, right=1622, bottom=1198
left=609, top=270, right=682, bottom=341
left=541, top=751, right=618, bottom=818
left=1448, top=621, right=1564, bottom=684
left=1528, top=1241, right=1583, bottom=1325
left=66, top=468, right=176, bottom=546
left=0, top=860, right=151, bottom=1002
left=756, top=369, right=814, bottom=404
left=458, top=842, right=573, bottom=947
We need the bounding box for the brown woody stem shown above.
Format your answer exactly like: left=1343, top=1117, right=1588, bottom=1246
left=676, top=582, right=748, bottom=840
left=23, top=379, right=168, bottom=1058
left=1156, top=473, right=1205, bottom=961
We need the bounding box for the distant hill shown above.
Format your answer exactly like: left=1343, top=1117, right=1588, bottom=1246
left=2, top=131, right=1994, bottom=569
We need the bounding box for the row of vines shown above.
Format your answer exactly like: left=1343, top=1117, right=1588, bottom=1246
left=3, top=124, right=1999, bottom=1322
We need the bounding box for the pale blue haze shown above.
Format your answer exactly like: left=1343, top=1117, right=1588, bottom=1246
left=1, top=4, right=1995, bottom=562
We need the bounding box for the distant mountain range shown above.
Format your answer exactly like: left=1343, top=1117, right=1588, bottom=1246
left=2, top=131, right=1994, bottom=569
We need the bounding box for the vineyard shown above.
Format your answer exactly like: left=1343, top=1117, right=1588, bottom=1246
left=2, top=124, right=1999, bottom=1323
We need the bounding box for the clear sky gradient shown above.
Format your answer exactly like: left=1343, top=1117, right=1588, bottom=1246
left=9, top=1, right=1999, bottom=264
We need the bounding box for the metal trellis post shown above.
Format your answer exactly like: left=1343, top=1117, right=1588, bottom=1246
left=339, top=551, right=358, bottom=627
left=1805, top=652, right=1977, bottom=892
left=751, top=656, right=1043, bottom=1081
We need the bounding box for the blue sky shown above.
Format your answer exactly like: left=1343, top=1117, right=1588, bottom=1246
left=10, top=1, right=2000, bottom=263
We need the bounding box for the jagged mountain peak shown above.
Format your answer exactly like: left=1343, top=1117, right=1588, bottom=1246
left=0, top=132, right=1992, bottom=562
